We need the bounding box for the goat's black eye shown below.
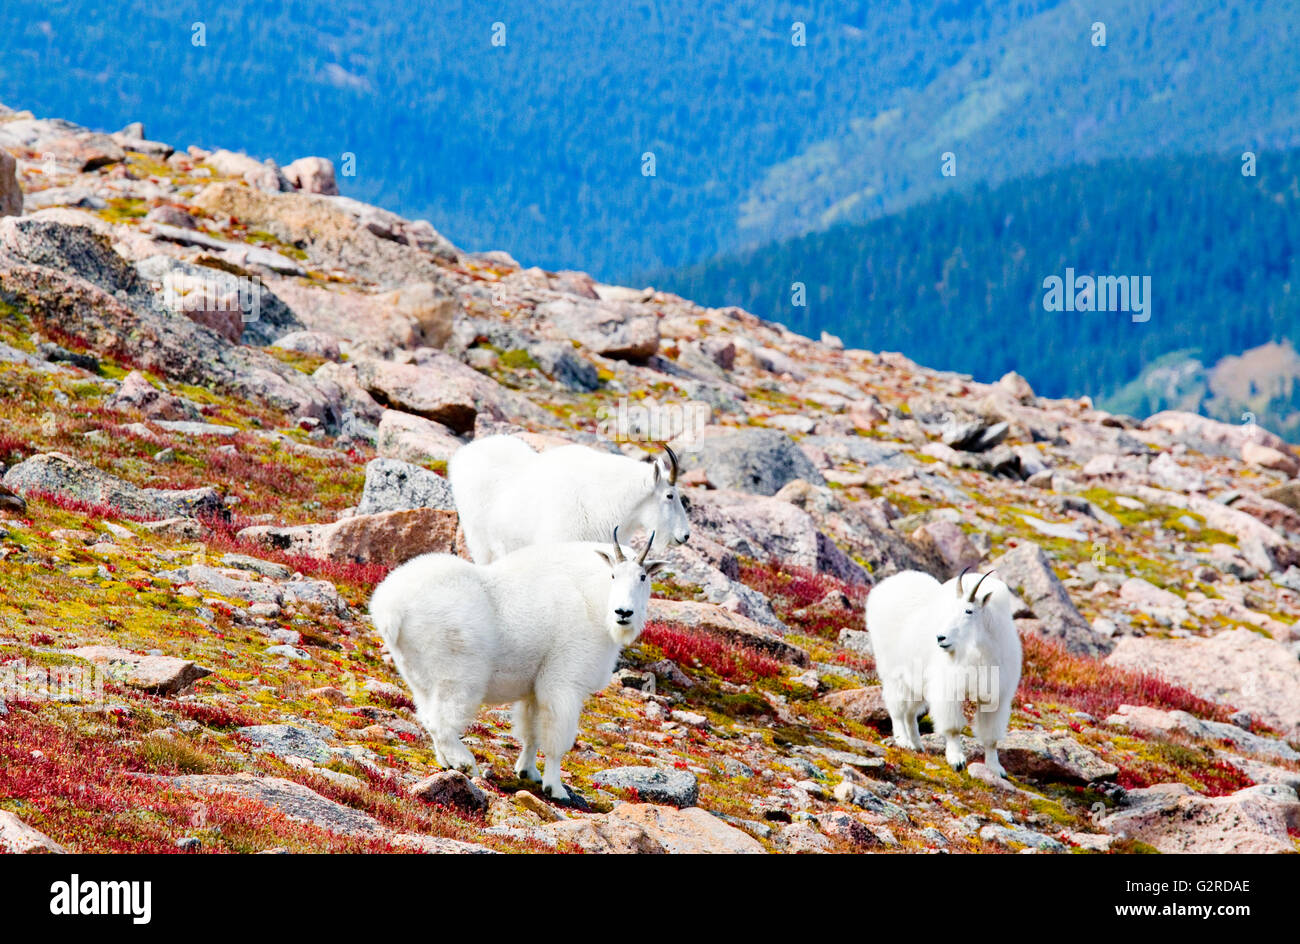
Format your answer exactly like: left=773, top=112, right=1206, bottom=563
left=640, top=574, right=647, bottom=581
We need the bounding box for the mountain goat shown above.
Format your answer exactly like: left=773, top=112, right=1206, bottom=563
left=368, top=529, right=667, bottom=801
left=866, top=568, right=1020, bottom=776
left=449, top=435, right=690, bottom=564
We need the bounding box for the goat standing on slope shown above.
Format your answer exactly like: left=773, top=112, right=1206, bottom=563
left=368, top=529, right=667, bottom=801
left=449, top=435, right=690, bottom=564
left=866, top=568, right=1021, bottom=776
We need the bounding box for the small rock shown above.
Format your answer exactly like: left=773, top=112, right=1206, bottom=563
left=138, top=517, right=205, bottom=540
left=282, top=156, right=339, bottom=195
left=919, top=826, right=949, bottom=846
left=943, top=420, right=1008, bottom=452
left=266, top=644, right=310, bottom=660
left=309, top=686, right=350, bottom=706
left=272, top=330, right=341, bottom=361
left=1102, top=782, right=1300, bottom=854
left=535, top=297, right=658, bottom=360
left=106, top=370, right=198, bottom=421
left=375, top=410, right=463, bottom=466
left=612, top=668, right=656, bottom=694
left=239, top=507, right=458, bottom=567
left=532, top=815, right=666, bottom=854
left=4, top=452, right=222, bottom=520
left=837, top=628, right=872, bottom=655
left=602, top=804, right=764, bottom=853
left=236, top=724, right=332, bottom=762
left=979, top=823, right=1065, bottom=852
left=777, top=821, right=833, bottom=853
left=816, top=810, right=881, bottom=847
left=831, top=781, right=908, bottom=820
left=221, top=553, right=293, bottom=580
left=514, top=790, right=563, bottom=822
left=911, top=519, right=981, bottom=575
left=645, top=658, right=696, bottom=688
left=789, top=670, right=821, bottom=690
left=995, top=371, right=1035, bottom=403
left=819, top=687, right=890, bottom=725
left=1242, top=441, right=1300, bottom=476
left=992, top=542, right=1110, bottom=656
left=410, top=770, right=489, bottom=814
left=0, top=149, right=21, bottom=218
left=71, top=645, right=211, bottom=695
left=998, top=730, right=1119, bottom=784
left=669, top=426, right=825, bottom=496
left=0, top=482, right=27, bottom=515
left=590, top=766, right=699, bottom=807
left=669, top=710, right=707, bottom=727
left=0, top=811, right=65, bottom=853
left=356, top=457, right=455, bottom=514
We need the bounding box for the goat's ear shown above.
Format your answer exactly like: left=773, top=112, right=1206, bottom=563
left=652, top=460, right=662, bottom=484
left=595, top=550, right=615, bottom=569
left=644, top=560, right=671, bottom=576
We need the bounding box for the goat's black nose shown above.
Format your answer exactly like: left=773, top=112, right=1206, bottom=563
left=615, top=608, right=634, bottom=618
left=936, top=635, right=947, bottom=643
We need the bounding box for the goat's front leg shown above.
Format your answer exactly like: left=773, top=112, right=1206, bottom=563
left=929, top=698, right=967, bottom=772
left=511, top=697, right=541, bottom=782
left=535, top=688, right=582, bottom=802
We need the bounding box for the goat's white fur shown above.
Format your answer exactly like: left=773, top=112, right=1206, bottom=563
left=866, top=569, right=1020, bottom=775
left=449, top=435, right=689, bottom=564
left=368, top=537, right=666, bottom=800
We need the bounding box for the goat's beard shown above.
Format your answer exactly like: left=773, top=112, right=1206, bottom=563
left=610, top=623, right=642, bottom=647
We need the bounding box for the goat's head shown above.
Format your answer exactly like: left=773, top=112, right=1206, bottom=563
left=935, top=568, right=998, bottom=657
left=595, top=527, right=669, bottom=644
left=641, top=444, right=690, bottom=548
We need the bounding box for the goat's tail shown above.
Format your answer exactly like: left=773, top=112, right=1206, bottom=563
left=368, top=572, right=404, bottom=649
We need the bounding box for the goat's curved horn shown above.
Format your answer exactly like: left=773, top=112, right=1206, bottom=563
left=638, top=532, right=656, bottom=565
left=663, top=443, right=680, bottom=485
left=611, top=527, right=626, bottom=563
left=955, top=565, right=971, bottom=598
left=967, top=570, right=996, bottom=603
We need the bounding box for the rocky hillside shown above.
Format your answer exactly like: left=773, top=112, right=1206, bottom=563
left=0, top=104, right=1297, bottom=855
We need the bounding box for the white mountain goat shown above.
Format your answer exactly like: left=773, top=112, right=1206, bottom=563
left=866, top=568, right=1020, bottom=776
left=368, top=529, right=668, bottom=800
left=449, top=435, right=690, bottom=564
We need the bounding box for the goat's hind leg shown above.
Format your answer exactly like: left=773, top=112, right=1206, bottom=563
left=884, top=685, right=924, bottom=751
left=511, top=696, right=541, bottom=782
left=422, top=685, right=483, bottom=777
left=973, top=694, right=1012, bottom=778
left=413, top=698, right=449, bottom=768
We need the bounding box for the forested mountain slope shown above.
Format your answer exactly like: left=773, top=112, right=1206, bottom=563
left=654, top=148, right=1300, bottom=434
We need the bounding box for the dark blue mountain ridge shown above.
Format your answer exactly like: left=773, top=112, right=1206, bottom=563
left=3, top=0, right=1295, bottom=281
